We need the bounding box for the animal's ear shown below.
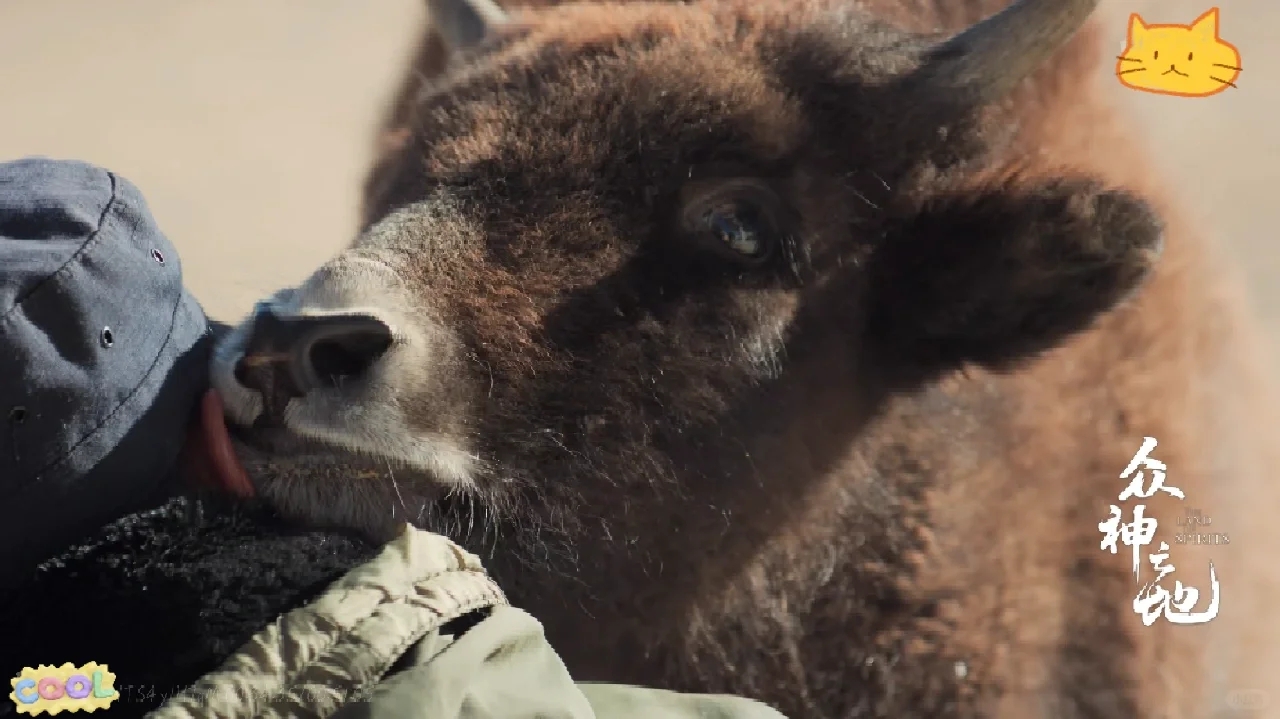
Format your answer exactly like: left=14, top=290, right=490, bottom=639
left=1190, top=7, right=1219, bottom=41
left=1128, top=13, right=1149, bottom=42
left=427, top=0, right=509, bottom=52
left=865, top=179, right=1163, bottom=378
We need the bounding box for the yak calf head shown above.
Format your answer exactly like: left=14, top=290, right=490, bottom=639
left=212, top=0, right=1160, bottom=626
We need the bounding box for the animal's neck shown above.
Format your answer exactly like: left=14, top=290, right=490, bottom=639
left=465, top=353, right=894, bottom=690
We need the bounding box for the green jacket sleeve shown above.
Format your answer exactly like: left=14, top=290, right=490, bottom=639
left=148, top=525, right=787, bottom=719
left=334, top=606, right=788, bottom=719
left=332, top=605, right=597, bottom=719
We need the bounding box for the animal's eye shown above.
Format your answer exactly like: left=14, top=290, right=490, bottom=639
left=679, top=179, right=786, bottom=268
left=1154, top=50, right=1159, bottom=60
left=700, top=202, right=771, bottom=261
left=1188, top=52, right=1194, bottom=61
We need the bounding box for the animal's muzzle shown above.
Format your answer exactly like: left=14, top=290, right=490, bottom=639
left=233, top=302, right=393, bottom=425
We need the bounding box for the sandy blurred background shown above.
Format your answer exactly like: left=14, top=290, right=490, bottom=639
left=0, top=0, right=1276, bottom=370
left=0, top=0, right=426, bottom=321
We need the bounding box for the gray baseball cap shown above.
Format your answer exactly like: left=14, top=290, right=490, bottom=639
left=0, top=157, right=212, bottom=585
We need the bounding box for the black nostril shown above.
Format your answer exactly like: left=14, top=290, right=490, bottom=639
left=289, top=313, right=393, bottom=392
left=307, top=325, right=393, bottom=387
left=235, top=305, right=393, bottom=405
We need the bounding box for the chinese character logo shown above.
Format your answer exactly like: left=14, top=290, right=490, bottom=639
left=1116, top=7, right=1242, bottom=97
left=9, top=663, right=119, bottom=715
left=1097, top=437, right=1221, bottom=626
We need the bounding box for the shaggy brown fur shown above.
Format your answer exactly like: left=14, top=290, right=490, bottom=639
left=216, top=1, right=1280, bottom=717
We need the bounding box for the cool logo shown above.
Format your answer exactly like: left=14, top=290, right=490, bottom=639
left=8, top=663, right=119, bottom=715
left=13, top=674, right=113, bottom=702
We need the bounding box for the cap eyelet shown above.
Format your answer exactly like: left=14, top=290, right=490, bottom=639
left=8, top=407, right=26, bottom=424
left=150, top=248, right=165, bottom=265
left=100, top=327, right=114, bottom=348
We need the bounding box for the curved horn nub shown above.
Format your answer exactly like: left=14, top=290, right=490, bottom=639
left=919, top=0, right=1100, bottom=104
left=428, top=0, right=510, bottom=51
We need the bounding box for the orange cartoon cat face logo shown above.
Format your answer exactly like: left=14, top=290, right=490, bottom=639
left=1117, top=7, right=1242, bottom=97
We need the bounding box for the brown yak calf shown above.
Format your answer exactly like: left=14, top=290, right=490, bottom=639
left=211, top=0, right=1280, bottom=715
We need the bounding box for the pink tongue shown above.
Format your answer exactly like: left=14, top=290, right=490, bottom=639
left=190, top=390, right=255, bottom=498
